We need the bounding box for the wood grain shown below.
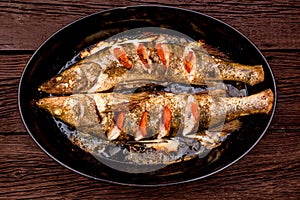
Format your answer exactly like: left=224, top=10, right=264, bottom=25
left=0, top=0, right=299, bottom=51
left=0, top=0, right=299, bottom=199
left=0, top=132, right=299, bottom=199
left=0, top=54, right=30, bottom=133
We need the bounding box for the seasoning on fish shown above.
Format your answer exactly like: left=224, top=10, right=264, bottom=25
left=158, top=105, right=172, bottom=139
left=68, top=118, right=242, bottom=166
left=137, top=43, right=152, bottom=72
left=35, top=29, right=274, bottom=166
left=36, top=89, right=274, bottom=145
left=183, top=49, right=195, bottom=74
left=155, top=43, right=170, bottom=69
left=112, top=46, right=132, bottom=69
left=190, top=102, right=199, bottom=121
left=136, top=111, right=148, bottom=140
left=39, top=33, right=264, bottom=94
left=116, top=111, right=125, bottom=130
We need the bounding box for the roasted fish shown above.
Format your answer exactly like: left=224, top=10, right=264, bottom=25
left=35, top=29, right=273, bottom=167
left=37, top=89, right=274, bottom=145
left=39, top=32, right=264, bottom=94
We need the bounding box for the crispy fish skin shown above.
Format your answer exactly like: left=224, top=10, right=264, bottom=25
left=36, top=89, right=274, bottom=142
left=39, top=34, right=264, bottom=94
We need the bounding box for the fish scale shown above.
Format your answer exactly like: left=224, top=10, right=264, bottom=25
left=36, top=89, right=274, bottom=144
left=39, top=33, right=264, bottom=94
left=36, top=30, right=273, bottom=165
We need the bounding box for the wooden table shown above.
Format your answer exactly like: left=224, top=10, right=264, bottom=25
left=1, top=0, right=299, bottom=199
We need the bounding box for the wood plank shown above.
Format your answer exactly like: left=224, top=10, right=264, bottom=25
left=0, top=54, right=30, bottom=133
left=1, top=1, right=298, bottom=199
left=263, top=51, right=300, bottom=130
left=0, top=131, right=299, bottom=199
left=0, top=0, right=299, bottom=51
left=0, top=51, right=299, bottom=133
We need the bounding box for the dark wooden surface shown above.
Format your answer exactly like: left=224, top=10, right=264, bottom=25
left=0, top=0, right=299, bottom=199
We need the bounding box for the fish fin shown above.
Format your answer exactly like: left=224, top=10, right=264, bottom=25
left=197, top=40, right=231, bottom=61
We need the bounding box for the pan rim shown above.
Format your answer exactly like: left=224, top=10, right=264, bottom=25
left=18, top=5, right=277, bottom=187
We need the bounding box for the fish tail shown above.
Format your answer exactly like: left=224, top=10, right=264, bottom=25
left=218, top=62, right=265, bottom=86
left=256, top=88, right=274, bottom=115
left=225, top=89, right=274, bottom=119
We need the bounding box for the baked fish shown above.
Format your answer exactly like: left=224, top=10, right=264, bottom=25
left=37, top=89, right=274, bottom=145
left=39, top=32, right=264, bottom=94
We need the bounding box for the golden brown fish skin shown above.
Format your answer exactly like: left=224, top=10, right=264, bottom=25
left=195, top=88, right=274, bottom=128
left=36, top=89, right=274, bottom=141
left=39, top=34, right=265, bottom=94
left=217, top=62, right=264, bottom=86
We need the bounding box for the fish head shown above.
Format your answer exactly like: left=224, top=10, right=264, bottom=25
left=39, top=70, right=81, bottom=94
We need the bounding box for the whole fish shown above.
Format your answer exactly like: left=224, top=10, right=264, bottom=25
left=39, top=32, right=264, bottom=94
left=36, top=89, right=274, bottom=144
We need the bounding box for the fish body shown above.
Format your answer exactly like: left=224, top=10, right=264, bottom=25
left=35, top=29, right=272, bottom=166
left=39, top=33, right=264, bottom=94
left=37, top=89, right=274, bottom=146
